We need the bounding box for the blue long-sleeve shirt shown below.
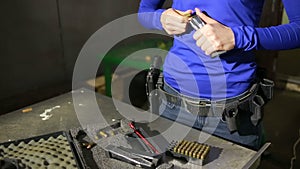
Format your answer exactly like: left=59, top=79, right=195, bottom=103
left=138, top=0, right=300, bottom=99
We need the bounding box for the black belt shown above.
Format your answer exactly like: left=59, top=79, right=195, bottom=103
left=146, top=56, right=274, bottom=133
left=158, top=83, right=259, bottom=117
left=157, top=79, right=275, bottom=133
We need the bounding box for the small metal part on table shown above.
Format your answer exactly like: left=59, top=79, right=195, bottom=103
left=81, top=141, right=96, bottom=150
left=22, top=107, right=33, bottom=113
left=156, top=163, right=174, bottom=169
left=99, top=131, right=108, bottom=138
left=93, top=121, right=121, bottom=140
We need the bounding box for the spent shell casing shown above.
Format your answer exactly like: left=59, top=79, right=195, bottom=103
left=99, top=131, right=108, bottom=138
left=109, top=130, right=115, bottom=136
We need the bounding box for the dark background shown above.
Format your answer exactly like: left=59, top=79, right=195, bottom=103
left=0, top=0, right=142, bottom=113
left=0, top=0, right=295, bottom=114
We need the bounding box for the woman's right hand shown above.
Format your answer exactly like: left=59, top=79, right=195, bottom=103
left=160, top=8, right=192, bottom=35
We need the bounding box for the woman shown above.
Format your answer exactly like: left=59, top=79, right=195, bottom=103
left=138, top=0, right=300, bottom=149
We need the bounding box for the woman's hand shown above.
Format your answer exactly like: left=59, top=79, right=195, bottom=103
left=161, top=8, right=192, bottom=35
left=193, top=8, right=235, bottom=56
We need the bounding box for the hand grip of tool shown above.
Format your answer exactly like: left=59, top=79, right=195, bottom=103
left=189, top=14, right=226, bottom=57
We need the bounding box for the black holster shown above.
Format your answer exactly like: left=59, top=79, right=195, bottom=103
left=146, top=56, right=163, bottom=114
left=224, top=78, right=274, bottom=134
left=223, top=101, right=239, bottom=132
left=250, top=78, right=274, bottom=125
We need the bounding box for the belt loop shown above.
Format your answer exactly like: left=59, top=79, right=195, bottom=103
left=182, top=98, right=188, bottom=111
left=211, top=102, right=225, bottom=117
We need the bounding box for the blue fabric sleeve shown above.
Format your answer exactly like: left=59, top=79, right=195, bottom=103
left=138, top=0, right=166, bottom=30
left=232, top=0, right=300, bottom=51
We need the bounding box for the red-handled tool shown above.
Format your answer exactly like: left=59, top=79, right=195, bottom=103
left=128, top=122, right=159, bottom=154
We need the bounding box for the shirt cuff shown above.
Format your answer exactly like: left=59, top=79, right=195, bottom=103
left=231, top=26, right=258, bottom=51
left=138, top=9, right=166, bottom=30
left=153, top=9, right=165, bottom=30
